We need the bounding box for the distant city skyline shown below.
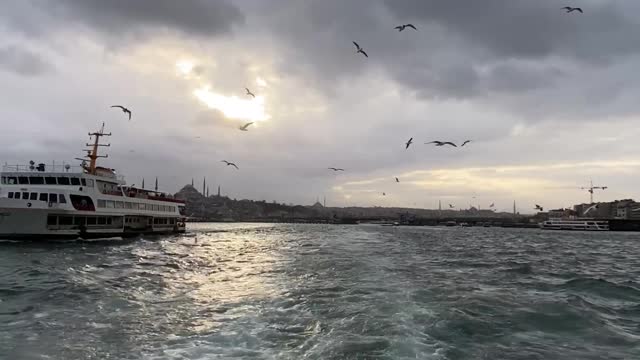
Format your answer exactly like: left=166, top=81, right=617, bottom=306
left=2, top=1, right=640, bottom=211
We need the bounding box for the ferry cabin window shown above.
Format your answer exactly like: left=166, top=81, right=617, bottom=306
left=59, top=216, right=72, bottom=226
left=49, top=193, right=57, bottom=203
left=30, top=193, right=37, bottom=201
left=115, top=201, right=123, bottom=209
left=73, top=217, right=85, bottom=226
left=7, top=176, right=17, bottom=184
left=29, top=176, right=44, bottom=185
left=57, top=177, right=70, bottom=185
left=47, top=215, right=57, bottom=226
left=106, top=200, right=114, bottom=208
left=18, top=177, right=29, bottom=184
left=97, top=217, right=106, bottom=225
left=87, top=217, right=97, bottom=225
left=106, top=218, right=112, bottom=225
left=97, top=200, right=106, bottom=208
left=59, top=194, right=67, bottom=204
left=8, top=192, right=13, bottom=199
left=39, top=193, right=48, bottom=202
left=45, top=177, right=56, bottom=185
left=13, top=192, right=20, bottom=199
left=70, top=178, right=81, bottom=186
left=80, top=178, right=87, bottom=186
left=22, top=192, right=29, bottom=199
left=0, top=177, right=5, bottom=184
left=86, top=179, right=94, bottom=187
left=125, top=202, right=132, bottom=209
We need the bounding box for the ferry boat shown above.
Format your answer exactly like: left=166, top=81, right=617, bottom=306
left=539, top=218, right=609, bottom=231
left=0, top=124, right=186, bottom=240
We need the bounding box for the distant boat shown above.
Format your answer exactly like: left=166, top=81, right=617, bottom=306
left=445, top=221, right=457, bottom=227
left=539, top=218, right=609, bottom=231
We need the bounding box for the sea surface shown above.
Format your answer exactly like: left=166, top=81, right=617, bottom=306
left=1, top=223, right=639, bottom=359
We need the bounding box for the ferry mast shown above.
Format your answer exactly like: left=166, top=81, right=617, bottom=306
left=83, top=122, right=111, bottom=174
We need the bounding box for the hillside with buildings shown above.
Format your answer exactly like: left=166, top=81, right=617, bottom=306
left=173, top=184, right=520, bottom=223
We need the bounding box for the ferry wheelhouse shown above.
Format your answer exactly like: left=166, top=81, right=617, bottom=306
left=0, top=124, right=186, bottom=240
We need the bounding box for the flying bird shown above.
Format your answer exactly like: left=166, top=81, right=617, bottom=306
left=394, top=24, right=417, bottom=31
left=449, top=204, right=455, bottom=208
left=461, top=140, right=472, bottom=147
left=395, top=177, right=400, bottom=183
left=405, top=137, right=413, bottom=149
left=111, top=105, right=132, bottom=120
left=239, top=122, right=254, bottom=131
left=583, top=204, right=599, bottom=215
left=562, top=6, right=583, bottom=13
left=221, top=160, right=239, bottom=170
left=534, top=204, right=544, bottom=211
left=382, top=192, right=386, bottom=196
left=328, top=167, right=345, bottom=172
left=489, top=203, right=495, bottom=208
left=245, top=88, right=256, bottom=98
left=352, top=41, right=368, bottom=58
left=425, top=141, right=457, bottom=147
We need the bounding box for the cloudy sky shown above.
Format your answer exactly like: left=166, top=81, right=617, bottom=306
left=2, top=0, right=640, bottom=212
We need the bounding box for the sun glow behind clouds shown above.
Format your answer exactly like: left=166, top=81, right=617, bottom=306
left=194, top=85, right=270, bottom=122
left=176, top=60, right=195, bottom=75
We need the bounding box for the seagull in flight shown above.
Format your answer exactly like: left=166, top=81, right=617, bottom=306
left=562, top=6, right=583, bottom=13
left=426, top=141, right=457, bottom=147
left=239, top=122, right=254, bottom=131
left=328, top=167, right=345, bottom=172
left=461, top=140, right=472, bottom=147
left=395, top=177, right=400, bottom=183
left=405, top=137, right=413, bottom=149
left=534, top=204, right=544, bottom=211
left=221, top=160, right=239, bottom=169
left=449, top=204, right=455, bottom=209
left=245, top=88, right=256, bottom=98
left=352, top=41, right=368, bottom=58
left=394, top=24, right=417, bottom=32
left=382, top=192, right=386, bottom=196
left=111, top=105, right=132, bottom=120
left=489, top=203, right=495, bottom=208
left=583, top=203, right=599, bottom=215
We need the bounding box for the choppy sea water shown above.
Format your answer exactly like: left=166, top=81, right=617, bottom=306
left=1, top=223, right=639, bottom=359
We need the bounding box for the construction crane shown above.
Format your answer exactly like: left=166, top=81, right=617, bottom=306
left=581, top=179, right=607, bottom=204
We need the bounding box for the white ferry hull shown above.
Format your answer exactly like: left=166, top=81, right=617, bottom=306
left=0, top=207, right=185, bottom=240
left=539, top=219, right=609, bottom=231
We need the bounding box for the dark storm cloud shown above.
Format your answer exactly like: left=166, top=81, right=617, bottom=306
left=0, top=45, right=53, bottom=76
left=383, top=0, right=640, bottom=62
left=3, top=0, right=243, bottom=39
left=247, top=0, right=640, bottom=110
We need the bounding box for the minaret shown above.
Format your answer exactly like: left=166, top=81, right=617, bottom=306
left=154, top=177, right=158, bottom=191
left=202, top=178, right=206, bottom=195
left=206, top=186, right=209, bottom=197
left=324, top=196, right=326, bottom=207
left=513, top=200, right=516, bottom=215
left=217, top=185, right=220, bottom=197
left=142, top=178, right=145, bottom=189
left=439, top=200, right=442, bottom=211
left=191, top=178, right=194, bottom=187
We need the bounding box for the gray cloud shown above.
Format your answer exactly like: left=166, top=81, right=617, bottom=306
left=3, top=0, right=243, bottom=40
left=0, top=45, right=53, bottom=76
